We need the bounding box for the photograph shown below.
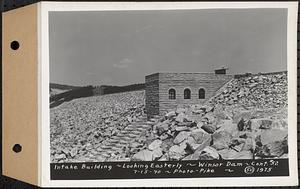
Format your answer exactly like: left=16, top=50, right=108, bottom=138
left=49, top=7, right=289, bottom=164
left=2, top=1, right=297, bottom=187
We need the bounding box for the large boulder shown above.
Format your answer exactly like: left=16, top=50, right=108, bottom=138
left=152, top=148, right=163, bottom=160
left=185, top=129, right=211, bottom=151
left=182, top=145, right=218, bottom=161
left=168, top=143, right=187, bottom=160
left=191, top=129, right=211, bottom=144
left=201, top=124, right=216, bottom=134
left=186, top=130, right=211, bottom=152
left=256, top=137, right=288, bottom=158
left=212, top=130, right=232, bottom=150
left=175, top=113, right=188, bottom=123
left=161, top=138, right=174, bottom=152
left=198, top=146, right=220, bottom=160
left=148, top=139, right=162, bottom=151
left=267, top=139, right=288, bottom=157
left=131, top=150, right=153, bottom=161
left=259, top=129, right=288, bottom=145
left=173, top=131, right=191, bottom=144
left=255, top=129, right=288, bottom=158
left=186, top=137, right=200, bottom=152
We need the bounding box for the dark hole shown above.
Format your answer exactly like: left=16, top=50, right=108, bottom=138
left=10, top=41, right=20, bottom=50
left=12, top=144, right=22, bottom=153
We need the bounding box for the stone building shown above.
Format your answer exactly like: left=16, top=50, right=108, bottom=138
left=145, top=71, right=233, bottom=117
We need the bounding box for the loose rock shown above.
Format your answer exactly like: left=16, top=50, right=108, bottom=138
left=148, top=139, right=162, bottom=150
left=201, top=124, right=216, bottom=134
left=173, top=131, right=191, bottom=144
left=131, top=150, right=153, bottom=161
left=198, top=146, right=220, bottom=160
left=212, top=130, right=232, bottom=150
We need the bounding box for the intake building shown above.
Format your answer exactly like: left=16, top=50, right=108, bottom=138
left=145, top=71, right=233, bottom=117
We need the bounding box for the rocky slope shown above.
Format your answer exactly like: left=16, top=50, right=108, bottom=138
left=208, top=72, right=287, bottom=108
left=51, top=72, right=288, bottom=162
left=131, top=72, right=288, bottom=161
left=50, top=90, right=146, bottom=162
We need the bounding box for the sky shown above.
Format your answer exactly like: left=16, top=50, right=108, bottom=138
left=49, top=9, right=287, bottom=86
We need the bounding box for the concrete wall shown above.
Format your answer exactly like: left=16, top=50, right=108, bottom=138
left=145, top=73, right=160, bottom=117
left=145, top=72, right=233, bottom=117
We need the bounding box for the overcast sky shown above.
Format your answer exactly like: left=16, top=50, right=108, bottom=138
left=49, top=9, right=287, bottom=86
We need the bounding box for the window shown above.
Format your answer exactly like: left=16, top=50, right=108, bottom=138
left=169, top=89, right=176, bottom=99
left=184, top=89, right=191, bottom=99
left=199, top=88, right=205, bottom=99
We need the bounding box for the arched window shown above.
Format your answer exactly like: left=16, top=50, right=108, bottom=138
left=169, top=89, right=176, bottom=99
left=184, top=89, right=191, bottom=99
left=199, top=88, right=205, bottom=99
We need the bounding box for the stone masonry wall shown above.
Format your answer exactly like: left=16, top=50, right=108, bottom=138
left=145, top=73, right=160, bottom=117
left=158, top=73, right=233, bottom=115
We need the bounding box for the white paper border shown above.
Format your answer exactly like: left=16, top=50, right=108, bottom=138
left=39, top=1, right=298, bottom=187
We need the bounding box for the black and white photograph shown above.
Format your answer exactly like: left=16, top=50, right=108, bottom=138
left=2, top=1, right=299, bottom=187
left=50, top=7, right=289, bottom=163
left=44, top=2, right=297, bottom=185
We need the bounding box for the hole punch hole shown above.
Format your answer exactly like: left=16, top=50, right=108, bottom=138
left=10, top=41, right=20, bottom=50
left=12, top=144, right=22, bottom=153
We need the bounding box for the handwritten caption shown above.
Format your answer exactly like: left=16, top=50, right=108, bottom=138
left=54, top=159, right=281, bottom=176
